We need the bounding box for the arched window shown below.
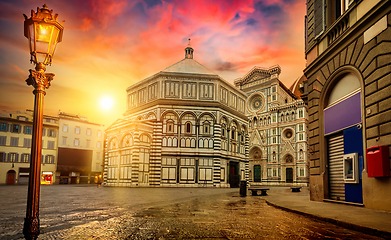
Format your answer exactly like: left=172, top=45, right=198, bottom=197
left=281, top=114, right=284, bottom=122
left=122, top=135, right=133, bottom=147
left=203, top=121, right=210, bottom=134
left=185, top=122, right=191, bottom=133
left=163, top=112, right=178, bottom=134
left=327, top=73, right=361, bottom=106
left=231, top=128, right=236, bottom=139
left=167, top=120, right=174, bottom=133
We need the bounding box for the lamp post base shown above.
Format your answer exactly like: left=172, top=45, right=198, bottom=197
left=23, top=216, right=40, bottom=240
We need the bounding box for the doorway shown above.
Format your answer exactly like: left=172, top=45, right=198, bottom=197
left=229, top=162, right=239, bottom=188
left=254, top=165, right=261, bottom=182
left=6, top=170, right=16, bottom=185
left=286, top=168, right=293, bottom=183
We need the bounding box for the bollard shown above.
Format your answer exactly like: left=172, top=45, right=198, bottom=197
left=240, top=179, right=247, bottom=197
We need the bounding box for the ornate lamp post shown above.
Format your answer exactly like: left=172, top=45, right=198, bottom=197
left=23, top=4, right=63, bottom=240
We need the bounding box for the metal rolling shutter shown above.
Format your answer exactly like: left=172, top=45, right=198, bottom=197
left=328, top=134, right=345, bottom=201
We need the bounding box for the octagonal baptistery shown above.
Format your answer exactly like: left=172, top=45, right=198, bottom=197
left=104, top=43, right=249, bottom=188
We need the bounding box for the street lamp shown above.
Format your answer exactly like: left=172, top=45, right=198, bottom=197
left=23, top=4, right=63, bottom=240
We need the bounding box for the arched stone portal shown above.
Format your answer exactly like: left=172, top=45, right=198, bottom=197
left=250, top=146, right=262, bottom=182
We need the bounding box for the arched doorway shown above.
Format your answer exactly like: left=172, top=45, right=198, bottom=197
left=6, top=170, right=16, bottom=185
left=323, top=72, right=363, bottom=204
left=249, top=146, right=263, bottom=183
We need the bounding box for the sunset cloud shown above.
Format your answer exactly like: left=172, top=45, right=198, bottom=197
left=0, top=0, right=306, bottom=127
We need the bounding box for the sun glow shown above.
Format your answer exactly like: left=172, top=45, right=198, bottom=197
left=100, top=96, right=113, bottom=110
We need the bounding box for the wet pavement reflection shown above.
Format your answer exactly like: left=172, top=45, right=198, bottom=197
left=0, top=185, right=383, bottom=239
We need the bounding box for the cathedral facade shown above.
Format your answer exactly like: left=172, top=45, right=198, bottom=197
left=103, top=44, right=308, bottom=187
left=235, top=67, right=308, bottom=186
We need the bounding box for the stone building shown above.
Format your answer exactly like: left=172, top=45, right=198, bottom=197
left=0, top=110, right=105, bottom=185
left=57, top=112, right=105, bottom=184
left=104, top=43, right=309, bottom=188
left=303, top=0, right=391, bottom=210
left=104, top=43, right=249, bottom=187
left=235, top=67, right=308, bottom=186
left=0, top=110, right=58, bottom=185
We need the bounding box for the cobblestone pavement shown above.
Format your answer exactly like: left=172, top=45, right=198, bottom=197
left=0, top=185, right=384, bottom=239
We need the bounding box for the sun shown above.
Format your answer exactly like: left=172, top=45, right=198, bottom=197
left=100, top=96, right=113, bottom=110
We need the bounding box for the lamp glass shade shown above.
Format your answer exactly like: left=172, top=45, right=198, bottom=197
left=28, top=21, right=61, bottom=65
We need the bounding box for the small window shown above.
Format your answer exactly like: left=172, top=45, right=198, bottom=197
left=74, top=138, right=80, bottom=146
left=47, top=129, right=56, bottom=137
left=86, top=139, right=91, bottom=148
left=97, top=141, right=101, bottom=148
left=24, top=138, right=31, bottom=148
left=47, top=141, right=55, bottom=149
left=0, top=123, right=7, bottom=132
left=21, top=154, right=30, bottom=163
left=12, top=124, right=20, bottom=133
left=299, top=133, right=304, bottom=141
left=167, top=121, right=174, bottom=133
left=86, top=128, right=92, bottom=136
left=203, top=122, right=210, bottom=134
left=62, top=136, right=67, bottom=145
left=62, top=125, right=68, bottom=132
left=0, top=136, right=6, bottom=146
left=25, top=126, right=32, bottom=134
left=185, top=122, right=191, bottom=133
left=231, top=129, right=235, bottom=139
left=98, top=130, right=102, bottom=137
left=46, top=155, right=55, bottom=164
left=75, top=127, right=80, bottom=134
left=299, top=110, right=304, bottom=118
left=9, top=153, right=18, bottom=162
left=11, top=137, right=19, bottom=147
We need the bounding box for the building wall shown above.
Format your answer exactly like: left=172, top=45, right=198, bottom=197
left=0, top=110, right=58, bottom=185
left=304, top=0, right=391, bottom=211
left=57, top=113, right=105, bottom=184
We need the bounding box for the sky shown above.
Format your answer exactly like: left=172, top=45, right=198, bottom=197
left=0, top=0, right=306, bottom=128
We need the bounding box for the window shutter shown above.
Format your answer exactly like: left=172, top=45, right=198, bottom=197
left=6, top=123, right=9, bottom=132
left=42, top=128, right=46, bottom=136
left=7, top=153, right=10, bottom=162
left=54, top=130, right=57, bottom=138
left=314, top=0, right=325, bottom=38
left=18, top=125, right=21, bottom=133
left=45, top=155, right=48, bottom=164
left=21, top=153, right=24, bottom=162
left=23, top=126, right=26, bottom=134
left=52, top=155, right=55, bottom=164
left=10, top=124, right=13, bottom=132
left=16, top=153, right=19, bottom=162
